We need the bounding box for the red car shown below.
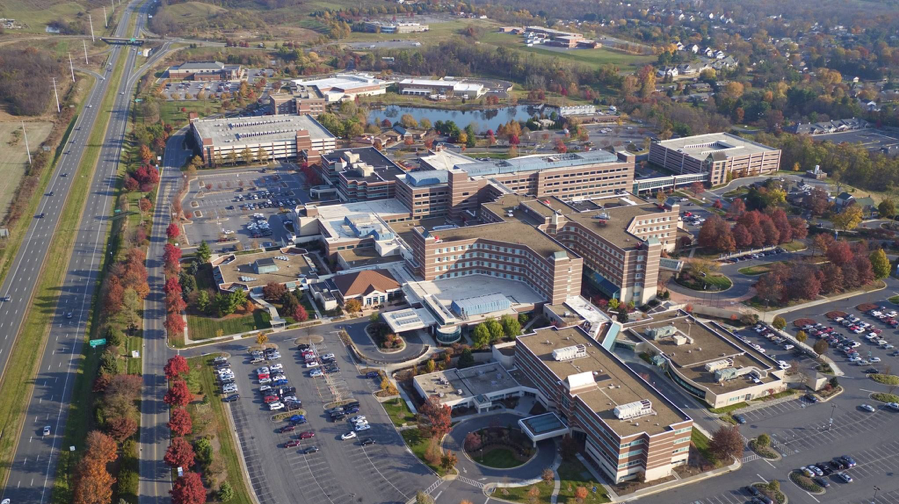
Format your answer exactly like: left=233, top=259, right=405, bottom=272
left=258, top=373, right=270, bottom=380
left=264, top=395, right=280, bottom=404
left=279, top=425, right=296, bottom=433
left=284, top=440, right=301, bottom=448
left=299, top=431, right=315, bottom=439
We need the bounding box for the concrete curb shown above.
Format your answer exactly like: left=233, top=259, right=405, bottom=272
left=607, top=458, right=743, bottom=503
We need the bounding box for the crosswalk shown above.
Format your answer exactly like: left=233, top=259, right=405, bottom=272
left=458, top=476, right=486, bottom=489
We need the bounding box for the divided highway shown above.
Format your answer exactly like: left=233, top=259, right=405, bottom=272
left=0, top=1, right=162, bottom=502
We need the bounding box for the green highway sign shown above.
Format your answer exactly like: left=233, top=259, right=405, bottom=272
left=89, top=338, right=107, bottom=348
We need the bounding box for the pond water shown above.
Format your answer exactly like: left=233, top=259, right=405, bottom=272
left=367, top=104, right=549, bottom=134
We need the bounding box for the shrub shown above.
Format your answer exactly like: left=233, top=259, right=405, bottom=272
left=871, top=374, right=899, bottom=386
left=789, top=471, right=822, bottom=492
left=117, top=469, right=139, bottom=497
left=772, top=316, right=786, bottom=330
left=756, top=434, right=770, bottom=447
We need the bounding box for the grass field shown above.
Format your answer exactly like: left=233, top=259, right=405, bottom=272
left=160, top=99, right=219, bottom=130
left=341, top=18, right=488, bottom=45
left=738, top=264, right=775, bottom=276
left=163, top=0, right=226, bottom=20
left=381, top=397, right=416, bottom=427
left=187, top=311, right=271, bottom=340
left=189, top=355, right=254, bottom=504
left=0, top=121, right=53, bottom=221
left=480, top=31, right=654, bottom=72
left=473, top=448, right=522, bottom=468
left=400, top=428, right=446, bottom=476
left=690, top=429, right=717, bottom=465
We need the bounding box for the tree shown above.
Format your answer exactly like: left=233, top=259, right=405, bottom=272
left=440, top=450, right=458, bottom=472
left=471, top=324, right=491, bottom=348
left=74, top=455, right=115, bottom=504
left=196, top=241, right=211, bottom=263
left=464, top=432, right=482, bottom=452
left=813, top=338, right=829, bottom=355
left=756, top=433, right=771, bottom=447
left=690, top=182, right=705, bottom=197
left=170, top=472, right=205, bottom=504
left=164, top=437, right=196, bottom=468
left=831, top=204, right=863, bottom=231
left=165, top=355, right=190, bottom=380
left=728, top=198, right=747, bottom=219
left=415, top=491, right=435, bottom=504
left=772, top=316, right=786, bottom=330
left=698, top=215, right=735, bottom=252
left=106, top=415, right=137, bottom=442
left=193, top=437, right=213, bottom=467
left=418, top=395, right=452, bottom=439
left=709, top=425, right=744, bottom=462
left=796, top=330, right=808, bottom=343
left=484, top=318, right=504, bottom=342
left=870, top=249, right=891, bottom=279
left=345, top=299, right=362, bottom=313
left=163, top=243, right=182, bottom=270
left=218, top=482, right=235, bottom=502
left=139, top=144, right=154, bottom=164
left=263, top=282, right=287, bottom=301
left=166, top=223, right=181, bottom=240
left=527, top=486, right=541, bottom=504
left=574, top=487, right=588, bottom=502
left=293, top=304, right=308, bottom=322
left=165, top=312, right=185, bottom=336
left=256, top=333, right=268, bottom=345
left=878, top=199, right=896, bottom=223
left=501, top=314, right=521, bottom=337
left=164, top=380, right=192, bottom=407
left=168, top=407, right=193, bottom=436
left=826, top=241, right=854, bottom=267
left=425, top=359, right=436, bottom=373
left=458, top=348, right=475, bottom=368
left=732, top=224, right=752, bottom=248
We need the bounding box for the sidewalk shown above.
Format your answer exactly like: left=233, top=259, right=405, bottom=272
left=607, top=458, right=742, bottom=503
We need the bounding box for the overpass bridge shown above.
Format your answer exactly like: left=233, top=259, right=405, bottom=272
left=100, top=36, right=150, bottom=45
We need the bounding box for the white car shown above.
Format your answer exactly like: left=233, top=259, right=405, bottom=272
left=259, top=377, right=272, bottom=384
left=255, top=367, right=270, bottom=375
left=354, top=423, right=371, bottom=432
left=309, top=369, right=323, bottom=377
left=870, top=357, right=882, bottom=363
left=223, top=384, right=238, bottom=393
left=783, top=344, right=794, bottom=351
left=269, top=402, right=284, bottom=411
left=306, top=361, right=320, bottom=368
left=259, top=385, right=271, bottom=393
left=341, top=431, right=357, bottom=440
left=270, top=363, right=283, bottom=372
left=778, top=360, right=791, bottom=370
left=350, top=415, right=366, bottom=423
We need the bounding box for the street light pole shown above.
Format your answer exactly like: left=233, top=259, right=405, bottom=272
left=828, top=403, right=836, bottom=430
left=872, top=485, right=881, bottom=503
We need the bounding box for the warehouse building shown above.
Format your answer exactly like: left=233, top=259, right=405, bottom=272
left=397, top=78, right=486, bottom=99
left=291, top=73, right=389, bottom=102
left=649, top=133, right=781, bottom=186
left=190, top=115, right=336, bottom=167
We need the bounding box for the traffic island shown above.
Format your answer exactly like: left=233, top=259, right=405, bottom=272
left=752, top=481, right=789, bottom=503
left=463, top=427, right=535, bottom=469
left=749, top=435, right=781, bottom=461
left=789, top=470, right=824, bottom=495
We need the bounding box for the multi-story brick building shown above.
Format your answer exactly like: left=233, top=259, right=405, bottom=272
left=167, top=61, right=243, bottom=81
left=268, top=86, right=326, bottom=116
left=649, top=133, right=781, bottom=186
left=407, top=197, right=583, bottom=306
left=319, top=148, right=405, bottom=201
left=396, top=149, right=635, bottom=220
left=515, top=326, right=693, bottom=483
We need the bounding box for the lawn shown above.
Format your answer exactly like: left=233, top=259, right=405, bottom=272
left=889, top=295, right=899, bottom=305
left=676, top=273, right=732, bottom=291
left=187, top=310, right=271, bottom=340
left=381, top=397, right=416, bottom=427
left=690, top=429, right=717, bottom=466
left=401, top=429, right=445, bottom=475
left=188, top=355, right=254, bottom=504
left=0, top=121, right=53, bottom=221
left=480, top=31, right=654, bottom=72
left=872, top=392, right=899, bottom=403
left=473, top=448, right=522, bottom=469
left=738, top=264, right=774, bottom=275
left=500, top=459, right=610, bottom=504
left=709, top=402, right=748, bottom=415
left=781, top=240, right=807, bottom=252
left=160, top=99, right=220, bottom=130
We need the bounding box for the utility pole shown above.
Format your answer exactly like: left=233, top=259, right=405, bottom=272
left=22, top=122, right=32, bottom=165
left=103, top=6, right=108, bottom=28
left=88, top=14, right=95, bottom=42
left=83, top=40, right=89, bottom=65
left=68, top=53, right=75, bottom=82
left=52, top=77, right=60, bottom=113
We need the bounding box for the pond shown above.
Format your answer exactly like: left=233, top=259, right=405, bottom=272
left=367, top=104, right=550, bottom=134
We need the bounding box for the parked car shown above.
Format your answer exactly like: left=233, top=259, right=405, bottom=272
left=223, top=394, right=240, bottom=402
left=299, top=431, right=315, bottom=439
left=280, top=425, right=296, bottom=433
left=360, top=438, right=376, bottom=446
left=733, top=414, right=747, bottom=424
left=341, top=431, right=357, bottom=440
left=837, top=472, right=853, bottom=483
left=814, top=477, right=830, bottom=488
left=284, top=440, right=301, bottom=448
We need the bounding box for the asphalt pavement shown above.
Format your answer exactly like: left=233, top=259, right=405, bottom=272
left=0, top=1, right=159, bottom=503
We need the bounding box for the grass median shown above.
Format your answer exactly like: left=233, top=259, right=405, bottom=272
left=40, top=55, right=129, bottom=502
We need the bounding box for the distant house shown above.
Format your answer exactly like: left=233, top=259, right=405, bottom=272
left=791, top=118, right=869, bottom=135
left=834, top=192, right=855, bottom=208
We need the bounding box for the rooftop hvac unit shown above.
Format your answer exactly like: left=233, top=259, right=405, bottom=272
left=704, top=358, right=734, bottom=372
left=645, top=325, right=677, bottom=340
left=614, top=399, right=653, bottom=420
left=552, top=344, right=588, bottom=361
left=673, top=335, right=688, bottom=346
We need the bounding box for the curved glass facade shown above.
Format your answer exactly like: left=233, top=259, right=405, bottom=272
left=436, top=325, right=461, bottom=344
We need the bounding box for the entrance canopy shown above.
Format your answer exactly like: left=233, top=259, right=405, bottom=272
left=519, top=412, right=570, bottom=443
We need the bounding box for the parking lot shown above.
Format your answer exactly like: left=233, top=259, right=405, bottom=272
left=210, top=325, right=438, bottom=504
left=181, top=165, right=307, bottom=251
left=161, top=69, right=275, bottom=101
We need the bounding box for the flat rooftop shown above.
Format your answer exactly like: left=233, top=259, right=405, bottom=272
left=418, top=149, right=476, bottom=171
left=629, top=315, right=780, bottom=393
left=413, top=363, right=520, bottom=405
left=403, top=169, right=449, bottom=187
left=562, top=194, right=671, bottom=250
left=424, top=220, right=568, bottom=259
left=215, top=248, right=313, bottom=289
left=192, top=114, right=335, bottom=146
left=518, top=327, right=689, bottom=437
left=312, top=199, right=411, bottom=241
left=404, top=275, right=544, bottom=320
left=655, top=133, right=778, bottom=161
left=337, top=247, right=404, bottom=268
left=388, top=216, right=451, bottom=247
left=292, top=73, right=387, bottom=92
left=459, top=150, right=620, bottom=178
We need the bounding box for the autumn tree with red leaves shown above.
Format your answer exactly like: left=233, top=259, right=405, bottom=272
left=168, top=408, right=193, bottom=436
left=167, top=223, right=181, bottom=240
left=164, top=355, right=190, bottom=380
left=165, top=312, right=186, bottom=336
left=164, top=437, right=196, bottom=468
left=418, top=395, right=452, bottom=439
left=164, top=380, right=192, bottom=407
left=107, top=416, right=138, bottom=442
left=171, top=472, right=206, bottom=504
